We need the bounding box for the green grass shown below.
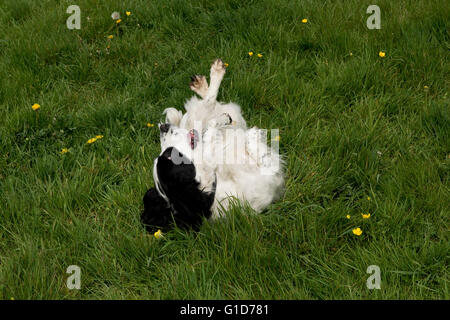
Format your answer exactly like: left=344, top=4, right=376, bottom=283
left=0, top=0, right=448, bottom=299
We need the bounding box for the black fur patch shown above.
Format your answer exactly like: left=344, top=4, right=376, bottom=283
left=141, top=147, right=215, bottom=233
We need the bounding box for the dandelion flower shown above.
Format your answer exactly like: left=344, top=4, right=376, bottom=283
left=95, top=135, right=104, bottom=139
left=362, top=213, right=371, bottom=219
left=346, top=215, right=351, bottom=219
left=301, top=18, right=308, bottom=23
left=116, top=19, right=122, bottom=24
left=257, top=53, right=263, bottom=58
left=379, top=51, right=386, bottom=58
left=87, top=137, right=98, bottom=144
left=367, top=196, right=371, bottom=201
left=349, top=52, right=353, bottom=56
left=424, top=85, right=429, bottom=90
left=107, top=35, right=114, bottom=39
left=352, top=227, right=363, bottom=236
left=61, top=148, right=69, bottom=154
left=224, top=62, right=229, bottom=67
left=154, top=229, right=163, bottom=239
left=126, top=11, right=131, bottom=16
left=248, top=51, right=253, bottom=57
left=32, top=103, right=40, bottom=111
left=111, top=12, right=121, bottom=20
left=147, top=123, right=154, bottom=127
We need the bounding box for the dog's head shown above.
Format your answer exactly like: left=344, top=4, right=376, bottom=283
left=141, top=126, right=214, bottom=233
left=159, top=123, right=200, bottom=158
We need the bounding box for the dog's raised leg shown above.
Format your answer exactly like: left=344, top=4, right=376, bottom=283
left=208, top=113, right=233, bottom=129
left=203, top=58, right=226, bottom=106
left=189, top=75, right=209, bottom=98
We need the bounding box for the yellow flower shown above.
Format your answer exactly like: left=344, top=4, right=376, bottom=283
left=95, top=135, right=104, bottom=139
left=349, top=52, right=353, bottom=56
left=224, top=62, right=229, bottom=67
left=107, top=35, right=114, bottom=39
left=154, top=229, right=163, bottom=239
left=352, top=227, right=363, bottom=236
left=367, top=196, right=371, bottom=201
left=362, top=213, right=371, bottom=219
left=61, top=148, right=69, bottom=154
left=301, top=18, right=308, bottom=23
left=126, top=11, right=131, bottom=16
left=346, top=215, right=351, bottom=219
left=257, top=53, right=263, bottom=58
left=424, top=85, right=429, bottom=89
left=248, top=51, right=253, bottom=57
left=32, top=103, right=40, bottom=111
left=147, top=123, right=154, bottom=127
left=116, top=19, right=122, bottom=24
left=379, top=51, right=386, bottom=58
left=87, top=137, right=97, bottom=144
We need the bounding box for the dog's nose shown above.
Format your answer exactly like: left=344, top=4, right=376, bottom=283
left=160, top=123, right=170, bottom=134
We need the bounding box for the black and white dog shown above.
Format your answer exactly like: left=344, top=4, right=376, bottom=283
left=141, top=59, right=284, bottom=233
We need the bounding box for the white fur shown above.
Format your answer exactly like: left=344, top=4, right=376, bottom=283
left=158, top=59, right=284, bottom=218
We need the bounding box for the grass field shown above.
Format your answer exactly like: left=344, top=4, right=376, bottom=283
left=0, top=0, right=448, bottom=299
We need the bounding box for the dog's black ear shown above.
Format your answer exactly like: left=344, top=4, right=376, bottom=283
left=141, top=188, right=173, bottom=233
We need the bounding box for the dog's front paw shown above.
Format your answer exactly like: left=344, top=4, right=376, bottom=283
left=220, top=113, right=232, bottom=125
left=208, top=113, right=232, bottom=128
left=216, top=113, right=232, bottom=127
left=189, top=75, right=208, bottom=97
left=211, top=58, right=226, bottom=78
left=190, top=75, right=207, bottom=91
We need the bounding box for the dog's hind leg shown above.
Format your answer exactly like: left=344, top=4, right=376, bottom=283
left=203, top=58, right=226, bottom=106
left=245, top=127, right=281, bottom=173
left=189, top=75, right=208, bottom=98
